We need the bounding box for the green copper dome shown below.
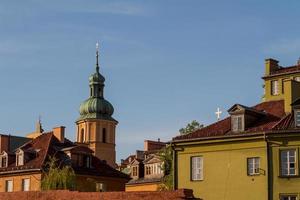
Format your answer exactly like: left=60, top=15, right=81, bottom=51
left=89, top=71, right=105, bottom=84
left=77, top=44, right=116, bottom=122
left=78, top=97, right=114, bottom=120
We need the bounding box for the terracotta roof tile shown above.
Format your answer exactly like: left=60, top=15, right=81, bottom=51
left=0, top=132, right=129, bottom=180
left=173, top=100, right=286, bottom=141
left=269, top=65, right=300, bottom=76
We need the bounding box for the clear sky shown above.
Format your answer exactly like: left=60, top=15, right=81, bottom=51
left=0, top=0, right=300, bottom=162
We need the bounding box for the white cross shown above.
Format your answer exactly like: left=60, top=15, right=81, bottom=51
left=215, top=107, right=222, bottom=121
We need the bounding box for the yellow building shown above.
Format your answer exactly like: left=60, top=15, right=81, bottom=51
left=172, top=58, right=300, bottom=200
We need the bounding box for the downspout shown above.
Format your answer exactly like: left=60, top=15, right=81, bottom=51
left=171, top=142, right=177, bottom=190
left=264, top=133, right=273, bottom=200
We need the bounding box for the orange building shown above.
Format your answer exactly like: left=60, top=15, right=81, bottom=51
left=0, top=44, right=130, bottom=192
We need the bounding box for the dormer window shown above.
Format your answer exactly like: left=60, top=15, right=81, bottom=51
left=16, top=151, right=24, bottom=166
left=0, top=152, right=8, bottom=168
left=232, top=115, right=244, bottom=132
left=295, top=110, right=300, bottom=127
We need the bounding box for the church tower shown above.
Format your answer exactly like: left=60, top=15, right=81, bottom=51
left=76, top=43, right=118, bottom=167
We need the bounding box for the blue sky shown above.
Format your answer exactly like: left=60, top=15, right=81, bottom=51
left=0, top=0, right=300, bottom=161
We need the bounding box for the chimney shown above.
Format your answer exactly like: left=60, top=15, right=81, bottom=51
left=297, top=57, right=300, bottom=66
left=0, top=135, right=9, bottom=152
left=144, top=140, right=149, bottom=151
left=265, top=58, right=279, bottom=75
left=53, top=126, right=65, bottom=143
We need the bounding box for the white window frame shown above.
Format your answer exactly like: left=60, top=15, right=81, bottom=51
left=16, top=152, right=24, bottom=166
left=280, top=149, right=297, bottom=176
left=5, top=180, right=13, bottom=192
left=0, top=153, right=8, bottom=168
left=280, top=195, right=297, bottom=200
left=191, top=156, right=203, bottom=181
left=271, top=80, right=279, bottom=95
left=295, top=110, right=300, bottom=127
left=232, top=115, right=244, bottom=132
left=294, top=77, right=300, bottom=82
left=247, top=157, right=260, bottom=175
left=22, top=178, right=30, bottom=191
left=96, top=182, right=106, bottom=192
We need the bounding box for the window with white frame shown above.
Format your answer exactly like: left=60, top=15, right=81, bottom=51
left=22, top=178, right=30, bottom=191
left=280, top=149, right=297, bottom=176
left=95, top=182, right=106, bottom=192
left=271, top=80, right=279, bottom=95
left=191, top=156, right=203, bottom=181
left=0, top=154, right=8, bottom=168
left=16, top=151, right=24, bottom=166
left=280, top=195, right=297, bottom=200
left=5, top=180, right=13, bottom=192
left=295, top=110, right=300, bottom=127
left=247, top=157, right=260, bottom=175
left=232, top=115, right=243, bottom=132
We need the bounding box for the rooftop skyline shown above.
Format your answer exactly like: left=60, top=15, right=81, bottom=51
left=0, top=0, right=300, bottom=161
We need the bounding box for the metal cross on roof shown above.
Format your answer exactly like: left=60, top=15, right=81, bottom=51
left=215, top=107, right=222, bottom=121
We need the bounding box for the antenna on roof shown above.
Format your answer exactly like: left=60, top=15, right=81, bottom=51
left=297, top=57, right=300, bottom=66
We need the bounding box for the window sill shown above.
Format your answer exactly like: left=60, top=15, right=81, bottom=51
left=190, top=179, right=204, bottom=182
left=247, top=174, right=260, bottom=176
left=278, top=175, right=300, bottom=179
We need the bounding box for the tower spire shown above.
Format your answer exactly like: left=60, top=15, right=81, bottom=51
left=96, top=42, right=100, bottom=73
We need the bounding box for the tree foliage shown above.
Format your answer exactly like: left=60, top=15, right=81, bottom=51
left=158, top=145, right=173, bottom=191
left=179, top=120, right=204, bottom=135
left=41, top=156, right=76, bottom=190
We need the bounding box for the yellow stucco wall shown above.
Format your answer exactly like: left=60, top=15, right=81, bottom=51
left=0, top=173, right=42, bottom=192
left=176, top=139, right=268, bottom=200
left=270, top=137, right=300, bottom=199
left=76, top=119, right=117, bottom=167
left=263, top=67, right=300, bottom=113
left=125, top=182, right=160, bottom=192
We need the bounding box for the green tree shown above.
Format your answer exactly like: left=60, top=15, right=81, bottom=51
left=179, top=120, right=204, bottom=135
left=41, top=156, right=76, bottom=190
left=158, top=145, right=173, bottom=191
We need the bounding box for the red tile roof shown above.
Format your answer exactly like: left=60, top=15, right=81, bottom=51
left=173, top=100, right=290, bottom=141
left=0, top=132, right=129, bottom=179
left=264, top=65, right=300, bottom=77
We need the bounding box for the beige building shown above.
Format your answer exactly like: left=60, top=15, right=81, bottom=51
left=121, top=140, right=166, bottom=191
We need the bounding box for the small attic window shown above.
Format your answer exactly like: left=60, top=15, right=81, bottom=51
left=0, top=153, right=8, bottom=168
left=232, top=115, right=244, bottom=132
left=16, top=151, right=24, bottom=166
left=295, top=110, right=300, bottom=127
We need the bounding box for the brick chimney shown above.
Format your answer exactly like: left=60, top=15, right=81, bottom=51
left=144, top=140, right=165, bottom=151
left=53, top=126, right=65, bottom=143
left=265, top=58, right=279, bottom=75
left=0, top=135, right=10, bottom=152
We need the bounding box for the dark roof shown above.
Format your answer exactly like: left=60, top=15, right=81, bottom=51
left=0, top=132, right=129, bottom=179
left=173, top=100, right=294, bottom=141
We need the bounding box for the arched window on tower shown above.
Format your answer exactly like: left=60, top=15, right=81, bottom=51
left=102, top=128, right=106, bottom=143
left=80, top=128, right=85, bottom=143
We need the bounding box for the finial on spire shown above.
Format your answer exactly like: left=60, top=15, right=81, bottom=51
left=96, top=42, right=100, bottom=73
left=36, top=115, right=44, bottom=133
